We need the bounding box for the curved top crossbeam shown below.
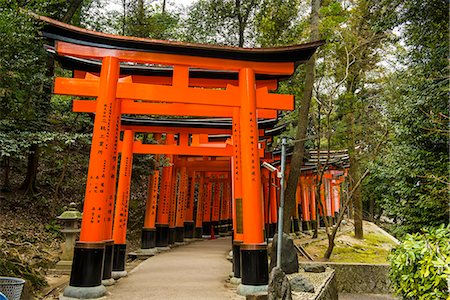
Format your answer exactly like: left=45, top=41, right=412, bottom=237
left=37, top=14, right=323, bottom=65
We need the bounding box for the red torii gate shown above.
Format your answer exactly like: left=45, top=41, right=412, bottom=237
left=39, top=15, right=321, bottom=298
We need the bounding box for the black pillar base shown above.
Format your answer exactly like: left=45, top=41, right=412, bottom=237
left=292, top=218, right=300, bottom=233
left=267, top=223, right=276, bottom=238
left=240, top=245, right=269, bottom=286
left=184, top=221, right=195, bottom=238
left=70, top=242, right=105, bottom=287
left=319, top=217, right=325, bottom=227
left=175, top=227, right=184, bottom=242
left=311, top=220, right=318, bottom=230
left=194, top=227, right=203, bottom=238
left=112, top=244, right=126, bottom=272
left=155, top=224, right=169, bottom=247
left=302, top=221, right=311, bottom=231
left=168, top=227, right=176, bottom=244
left=202, top=221, right=211, bottom=236
left=232, top=241, right=242, bottom=278
left=227, top=219, right=233, bottom=232
left=218, top=220, right=227, bottom=235
left=102, top=240, right=114, bottom=280
left=211, top=221, right=219, bottom=236
left=141, top=228, right=156, bottom=249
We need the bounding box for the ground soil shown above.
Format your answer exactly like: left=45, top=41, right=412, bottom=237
left=294, top=220, right=399, bottom=263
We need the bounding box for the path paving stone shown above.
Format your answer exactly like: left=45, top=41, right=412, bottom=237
left=106, top=237, right=238, bottom=300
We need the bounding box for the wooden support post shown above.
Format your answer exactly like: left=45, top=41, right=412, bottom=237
left=175, top=158, right=188, bottom=242
left=211, top=175, right=221, bottom=237
left=67, top=56, right=120, bottom=295
left=141, top=155, right=160, bottom=249
left=155, top=135, right=175, bottom=247
left=268, top=172, right=278, bottom=237
left=231, top=107, right=244, bottom=279
left=202, top=178, right=213, bottom=236
left=194, top=172, right=205, bottom=238
left=261, top=169, right=270, bottom=237
left=168, top=159, right=179, bottom=245
left=111, top=130, right=134, bottom=277
left=238, top=68, right=268, bottom=288
left=184, top=172, right=196, bottom=238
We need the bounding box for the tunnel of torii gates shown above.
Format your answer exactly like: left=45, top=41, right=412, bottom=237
left=34, top=14, right=342, bottom=298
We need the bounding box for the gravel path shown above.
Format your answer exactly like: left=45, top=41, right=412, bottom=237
left=106, top=237, right=237, bottom=300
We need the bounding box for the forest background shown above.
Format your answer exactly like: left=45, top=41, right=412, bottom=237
left=0, top=0, right=448, bottom=293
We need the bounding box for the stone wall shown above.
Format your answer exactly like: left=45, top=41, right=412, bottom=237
left=315, top=271, right=338, bottom=300
left=299, top=262, right=391, bottom=294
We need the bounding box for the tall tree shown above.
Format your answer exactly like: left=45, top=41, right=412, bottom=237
left=366, top=0, right=449, bottom=235
left=183, top=0, right=259, bottom=46
left=282, top=0, right=321, bottom=233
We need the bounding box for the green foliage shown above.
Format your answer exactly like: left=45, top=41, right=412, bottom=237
left=389, top=225, right=450, bottom=299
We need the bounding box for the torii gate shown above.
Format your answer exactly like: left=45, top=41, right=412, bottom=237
left=39, top=15, right=322, bottom=299
left=105, top=119, right=267, bottom=280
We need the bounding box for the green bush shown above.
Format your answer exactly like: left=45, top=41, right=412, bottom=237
left=389, top=224, right=450, bottom=300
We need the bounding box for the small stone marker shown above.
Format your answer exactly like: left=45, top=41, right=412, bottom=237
left=269, top=233, right=299, bottom=274
left=290, top=275, right=315, bottom=293
left=268, top=267, right=292, bottom=300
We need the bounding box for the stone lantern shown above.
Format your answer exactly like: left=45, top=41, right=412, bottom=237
left=55, top=202, right=82, bottom=273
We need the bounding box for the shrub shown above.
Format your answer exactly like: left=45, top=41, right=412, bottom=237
left=389, top=224, right=450, bottom=299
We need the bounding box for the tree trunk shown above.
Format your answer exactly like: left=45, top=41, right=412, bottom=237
left=21, top=144, right=39, bottom=194
left=62, top=0, right=83, bottom=23
left=283, top=0, right=321, bottom=233
left=348, top=110, right=363, bottom=239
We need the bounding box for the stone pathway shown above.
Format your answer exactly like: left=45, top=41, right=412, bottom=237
left=106, top=237, right=238, bottom=300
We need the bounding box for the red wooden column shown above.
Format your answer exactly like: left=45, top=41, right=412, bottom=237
left=211, top=174, right=221, bottom=236
left=184, top=171, right=196, bottom=238
left=202, top=176, right=213, bottom=235
left=111, top=130, right=134, bottom=278
left=194, top=172, right=205, bottom=238
left=309, top=176, right=317, bottom=228
left=102, top=89, right=122, bottom=285
left=231, top=107, right=244, bottom=279
left=268, top=171, right=278, bottom=238
left=219, top=178, right=231, bottom=235
left=141, top=154, right=160, bottom=250
left=175, top=158, right=188, bottom=242
left=300, top=177, right=311, bottom=231
left=261, top=169, right=270, bottom=236
left=168, top=159, right=179, bottom=245
left=293, top=183, right=301, bottom=233
left=155, top=134, right=175, bottom=247
left=67, top=56, right=120, bottom=296
left=238, top=68, right=268, bottom=290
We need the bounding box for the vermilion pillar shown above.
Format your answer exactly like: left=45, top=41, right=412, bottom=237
left=66, top=56, right=120, bottom=297
left=184, top=172, right=196, bottom=238
left=168, top=160, right=179, bottom=244
left=231, top=107, right=244, bottom=279
left=175, top=158, right=188, bottom=242
left=111, top=130, right=134, bottom=279
left=238, top=68, right=268, bottom=290
left=202, top=178, right=212, bottom=235
left=102, top=85, right=122, bottom=286
left=219, top=179, right=231, bottom=235
left=261, top=169, right=270, bottom=236
left=293, top=184, right=301, bottom=233
left=194, top=172, right=205, bottom=238
left=141, top=156, right=160, bottom=249
left=155, top=135, right=175, bottom=247
left=268, top=171, right=278, bottom=237
left=211, top=176, right=221, bottom=236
